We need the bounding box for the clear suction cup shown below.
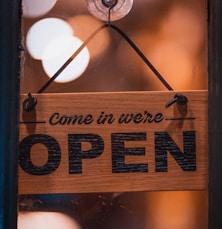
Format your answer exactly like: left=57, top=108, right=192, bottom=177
left=86, top=0, right=133, bottom=21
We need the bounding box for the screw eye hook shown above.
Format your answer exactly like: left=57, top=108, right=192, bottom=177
left=165, top=93, right=188, bottom=108
left=23, top=92, right=37, bottom=112
left=102, top=0, right=118, bottom=8
left=101, top=0, right=118, bottom=25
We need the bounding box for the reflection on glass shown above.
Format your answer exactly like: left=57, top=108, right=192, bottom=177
left=21, top=0, right=208, bottom=93
left=18, top=193, right=147, bottom=229
left=18, top=191, right=208, bottom=229
left=20, top=0, right=208, bottom=228
left=18, top=212, right=80, bottom=229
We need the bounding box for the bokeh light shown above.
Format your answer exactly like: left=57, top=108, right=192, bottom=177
left=22, top=0, right=57, bottom=18
left=26, top=18, right=73, bottom=60
left=18, top=212, right=80, bottom=229
left=42, top=35, right=90, bottom=83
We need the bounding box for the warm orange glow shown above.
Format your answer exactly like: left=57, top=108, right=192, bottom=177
left=145, top=40, right=194, bottom=90
left=128, top=1, right=207, bottom=90
left=67, top=14, right=110, bottom=59
left=21, top=1, right=208, bottom=227
left=146, top=191, right=208, bottom=229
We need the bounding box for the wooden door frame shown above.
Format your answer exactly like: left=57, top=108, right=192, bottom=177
left=0, top=0, right=221, bottom=228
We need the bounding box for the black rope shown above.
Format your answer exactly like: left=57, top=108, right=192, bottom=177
left=37, top=23, right=173, bottom=93
left=37, top=24, right=107, bottom=93
left=108, top=24, right=173, bottom=91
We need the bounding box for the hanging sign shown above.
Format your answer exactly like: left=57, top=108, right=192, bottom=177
left=19, top=91, right=208, bottom=194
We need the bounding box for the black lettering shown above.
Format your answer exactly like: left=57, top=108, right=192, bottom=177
left=118, top=114, right=132, bottom=124
left=59, top=115, right=70, bottom=125
left=118, top=111, right=164, bottom=124
left=49, top=112, right=60, bottom=125
left=97, top=112, right=115, bottom=124
left=97, top=112, right=105, bottom=124
left=143, top=111, right=153, bottom=123
left=71, top=115, right=85, bottom=125
left=112, top=132, right=148, bottom=173
left=154, top=113, right=164, bottom=123
left=68, top=134, right=104, bottom=174
left=133, top=113, right=143, bottom=123
left=49, top=113, right=94, bottom=125
left=155, top=131, right=196, bottom=172
left=19, top=134, right=61, bottom=175
left=84, top=114, right=94, bottom=124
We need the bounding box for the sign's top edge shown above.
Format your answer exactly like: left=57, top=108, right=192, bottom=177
left=20, top=90, right=208, bottom=96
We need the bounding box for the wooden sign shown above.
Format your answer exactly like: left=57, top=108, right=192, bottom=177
left=19, top=91, right=208, bottom=194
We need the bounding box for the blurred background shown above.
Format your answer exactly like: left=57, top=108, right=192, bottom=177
left=20, top=0, right=208, bottom=229
left=21, top=0, right=208, bottom=93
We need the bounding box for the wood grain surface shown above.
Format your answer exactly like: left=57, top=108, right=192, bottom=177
left=19, top=91, right=208, bottom=194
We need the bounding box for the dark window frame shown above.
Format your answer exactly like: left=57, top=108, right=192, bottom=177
left=208, top=0, right=222, bottom=228
left=0, top=0, right=21, bottom=228
left=0, top=0, right=221, bottom=228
